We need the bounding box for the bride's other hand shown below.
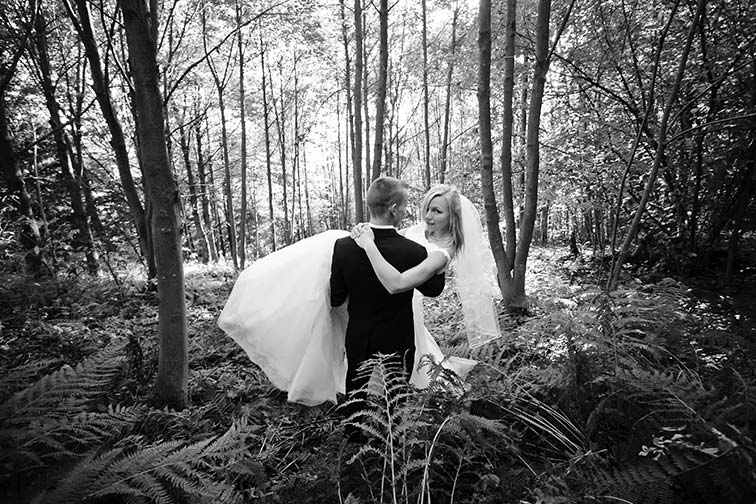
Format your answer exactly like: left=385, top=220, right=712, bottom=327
left=351, top=223, right=375, bottom=249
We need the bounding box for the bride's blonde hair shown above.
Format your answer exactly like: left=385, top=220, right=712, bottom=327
left=421, top=184, right=464, bottom=257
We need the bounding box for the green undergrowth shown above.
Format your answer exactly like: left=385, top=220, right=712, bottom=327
left=1, top=247, right=755, bottom=503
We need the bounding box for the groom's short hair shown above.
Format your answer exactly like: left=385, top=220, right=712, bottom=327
left=366, top=176, right=408, bottom=218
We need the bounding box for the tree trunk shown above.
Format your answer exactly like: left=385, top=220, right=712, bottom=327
left=250, top=168, right=259, bottom=259
left=65, top=0, right=153, bottom=276
left=362, top=9, right=371, bottom=183
left=259, top=33, right=276, bottom=251
left=193, top=113, right=218, bottom=261
left=119, top=0, right=187, bottom=409
left=293, top=55, right=301, bottom=240
left=217, top=93, right=238, bottom=265
left=336, top=82, right=346, bottom=228
left=339, top=0, right=355, bottom=229
left=477, top=0, right=509, bottom=301
left=236, top=0, right=248, bottom=268
left=421, top=0, right=431, bottom=190
left=371, top=0, right=389, bottom=181
left=31, top=128, right=51, bottom=269
left=201, top=119, right=224, bottom=258
left=33, top=9, right=98, bottom=275
left=608, top=0, right=707, bottom=290
left=499, top=0, right=517, bottom=293
left=386, top=51, right=399, bottom=177
left=178, top=112, right=208, bottom=262
left=352, top=0, right=364, bottom=221
left=1, top=92, right=45, bottom=276
left=513, top=0, right=551, bottom=303
left=269, top=60, right=290, bottom=245
left=517, top=55, right=528, bottom=228
left=439, top=3, right=459, bottom=184
left=594, top=206, right=603, bottom=252
left=202, top=7, right=237, bottom=268
left=70, top=38, right=98, bottom=241
left=303, top=147, right=312, bottom=236
left=540, top=203, right=549, bottom=244
left=689, top=6, right=719, bottom=253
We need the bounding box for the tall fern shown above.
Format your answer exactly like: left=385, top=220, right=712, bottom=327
left=35, top=419, right=253, bottom=504
left=0, top=340, right=133, bottom=482
left=0, top=340, right=260, bottom=504
left=0, top=339, right=128, bottom=424
left=339, top=354, right=525, bottom=503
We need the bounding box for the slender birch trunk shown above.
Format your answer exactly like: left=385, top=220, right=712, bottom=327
left=352, top=0, right=364, bottom=221
left=478, top=0, right=508, bottom=300
left=193, top=112, right=218, bottom=261
left=236, top=0, right=248, bottom=267
left=259, top=30, right=276, bottom=250
left=269, top=60, right=289, bottom=244
left=362, top=9, right=371, bottom=181
left=371, top=0, right=388, bottom=181
left=119, top=0, right=187, bottom=409
left=421, top=0, right=431, bottom=189
left=178, top=112, right=208, bottom=262
left=513, top=0, right=552, bottom=302
left=336, top=82, right=345, bottom=228
left=499, top=0, right=517, bottom=301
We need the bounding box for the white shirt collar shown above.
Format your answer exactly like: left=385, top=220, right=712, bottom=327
left=369, top=224, right=396, bottom=229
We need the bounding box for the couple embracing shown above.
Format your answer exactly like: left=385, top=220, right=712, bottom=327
left=218, top=176, right=500, bottom=408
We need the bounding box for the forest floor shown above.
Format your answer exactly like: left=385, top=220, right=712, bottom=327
left=2, top=244, right=755, bottom=503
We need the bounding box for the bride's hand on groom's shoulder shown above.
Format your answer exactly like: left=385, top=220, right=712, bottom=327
left=350, top=222, right=374, bottom=249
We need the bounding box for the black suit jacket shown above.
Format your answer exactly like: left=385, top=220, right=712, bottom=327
left=330, top=227, right=445, bottom=376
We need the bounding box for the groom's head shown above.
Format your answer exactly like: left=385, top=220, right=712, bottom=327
left=367, top=176, right=408, bottom=227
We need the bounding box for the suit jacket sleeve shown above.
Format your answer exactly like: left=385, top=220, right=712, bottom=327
left=330, top=240, right=348, bottom=307
left=416, top=271, right=445, bottom=298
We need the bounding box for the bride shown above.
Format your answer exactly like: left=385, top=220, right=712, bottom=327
left=217, top=184, right=500, bottom=406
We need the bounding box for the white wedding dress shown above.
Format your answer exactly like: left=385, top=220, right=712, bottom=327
left=217, top=230, right=350, bottom=406
left=403, top=225, right=478, bottom=389
left=218, top=199, right=500, bottom=406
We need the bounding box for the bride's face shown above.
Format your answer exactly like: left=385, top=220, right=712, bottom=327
left=424, top=195, right=451, bottom=235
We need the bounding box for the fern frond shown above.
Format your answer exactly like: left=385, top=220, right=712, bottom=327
left=39, top=420, right=250, bottom=504
left=123, top=472, right=172, bottom=504
left=1, top=402, right=144, bottom=481
left=36, top=404, right=143, bottom=447
left=348, top=420, right=384, bottom=440
left=584, top=445, right=721, bottom=501
left=346, top=444, right=384, bottom=465
left=0, top=340, right=127, bottom=424
left=0, top=358, right=60, bottom=403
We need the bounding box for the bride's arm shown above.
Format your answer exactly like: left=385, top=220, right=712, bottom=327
left=353, top=227, right=447, bottom=294
left=365, top=243, right=447, bottom=294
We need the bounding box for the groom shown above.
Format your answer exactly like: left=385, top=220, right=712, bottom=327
left=330, top=176, right=445, bottom=407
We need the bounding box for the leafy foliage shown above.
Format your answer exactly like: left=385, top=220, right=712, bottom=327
left=339, top=354, right=518, bottom=503
left=37, top=420, right=253, bottom=504
left=0, top=333, right=262, bottom=503
left=1, top=251, right=755, bottom=503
